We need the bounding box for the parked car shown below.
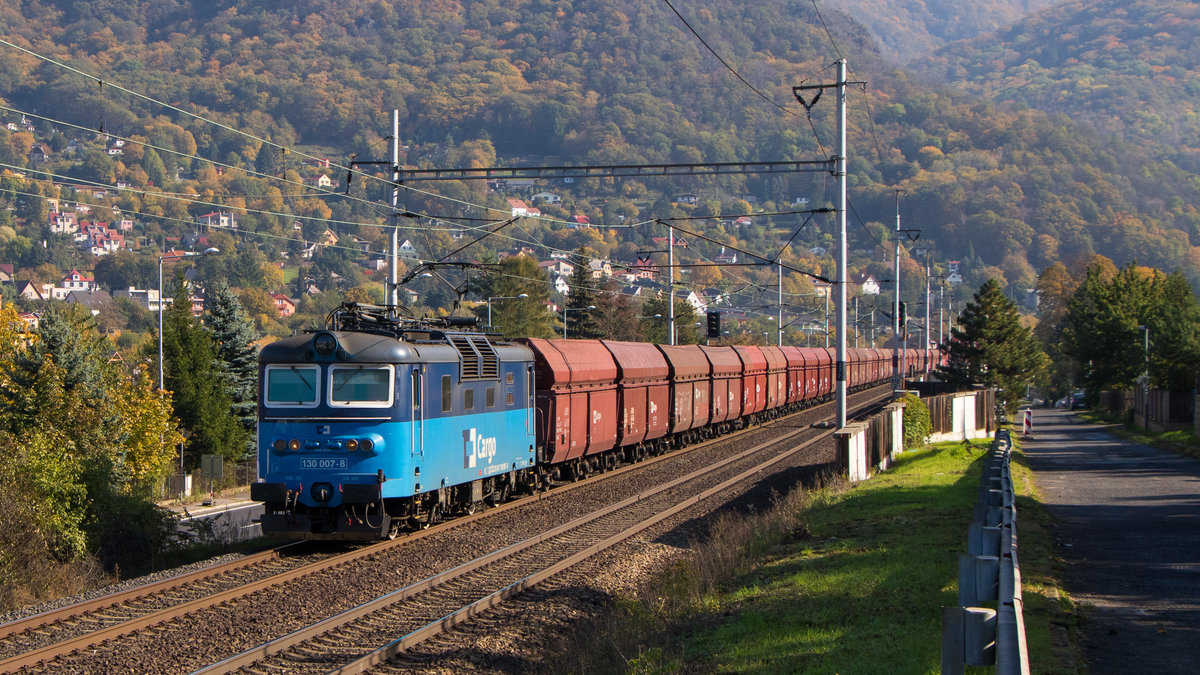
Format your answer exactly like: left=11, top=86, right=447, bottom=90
left=1071, top=392, right=1087, bottom=409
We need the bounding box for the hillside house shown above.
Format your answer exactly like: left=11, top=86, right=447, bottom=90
left=65, top=289, right=112, bottom=316
left=0, top=264, right=13, bottom=284
left=531, top=191, right=562, bottom=205
left=80, top=223, right=125, bottom=256
left=398, top=239, right=420, bottom=261
left=49, top=212, right=79, bottom=235
left=550, top=273, right=570, bottom=296
left=199, top=212, right=240, bottom=230
left=946, top=260, right=963, bottom=285
left=539, top=259, right=575, bottom=278
left=715, top=246, right=737, bottom=264
left=587, top=259, right=613, bottom=279
left=27, top=144, right=48, bottom=165
left=112, top=287, right=165, bottom=311
left=651, top=236, right=689, bottom=248
left=507, top=199, right=531, bottom=217
left=318, top=229, right=339, bottom=247
left=271, top=293, right=296, bottom=317
left=17, top=311, right=38, bottom=332
left=16, top=281, right=45, bottom=301
left=684, top=290, right=708, bottom=314
left=850, top=272, right=881, bottom=295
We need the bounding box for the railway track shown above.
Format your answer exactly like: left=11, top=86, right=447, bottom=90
left=1, top=385, right=891, bottom=673
left=200, top=410, right=839, bottom=674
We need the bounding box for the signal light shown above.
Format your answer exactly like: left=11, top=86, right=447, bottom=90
left=346, top=439, right=359, bottom=452
left=273, top=439, right=286, bottom=452
left=706, top=311, right=721, bottom=339
left=361, top=438, right=375, bottom=452
left=288, top=439, right=301, bottom=451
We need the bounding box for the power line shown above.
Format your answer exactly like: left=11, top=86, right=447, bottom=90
left=660, top=0, right=804, bottom=119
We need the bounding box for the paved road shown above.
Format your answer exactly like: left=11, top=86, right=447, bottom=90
left=1023, top=408, right=1200, bottom=674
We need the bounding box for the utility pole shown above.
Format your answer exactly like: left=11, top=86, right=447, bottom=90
left=854, top=296, right=859, bottom=348
left=794, top=60, right=858, bottom=427
left=938, top=281, right=945, bottom=348
left=777, top=262, right=783, bottom=346
left=668, top=223, right=676, bottom=346
left=893, top=190, right=902, bottom=391
left=388, top=109, right=401, bottom=312
left=924, top=260, right=931, bottom=376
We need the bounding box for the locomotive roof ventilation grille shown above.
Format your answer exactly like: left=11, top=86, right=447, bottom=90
left=448, top=334, right=500, bottom=381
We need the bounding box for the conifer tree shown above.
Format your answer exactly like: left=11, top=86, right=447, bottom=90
left=483, top=255, right=556, bottom=339
left=939, top=278, right=1047, bottom=411
left=205, top=280, right=260, bottom=458
left=163, top=272, right=247, bottom=465
left=565, top=248, right=602, bottom=339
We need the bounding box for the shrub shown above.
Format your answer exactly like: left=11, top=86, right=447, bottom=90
left=901, top=393, right=932, bottom=449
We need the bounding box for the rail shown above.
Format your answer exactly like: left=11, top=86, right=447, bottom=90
left=941, top=427, right=1030, bottom=674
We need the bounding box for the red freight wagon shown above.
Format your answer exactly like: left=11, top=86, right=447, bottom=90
left=657, top=344, right=711, bottom=434
left=600, top=340, right=670, bottom=449
left=780, top=346, right=805, bottom=405
left=759, top=345, right=787, bottom=411
left=869, top=347, right=888, bottom=384
left=811, top=348, right=834, bottom=399
left=523, top=338, right=619, bottom=463
left=795, top=347, right=822, bottom=403
left=700, top=345, right=743, bottom=424
left=733, top=346, right=767, bottom=415
left=847, top=348, right=866, bottom=388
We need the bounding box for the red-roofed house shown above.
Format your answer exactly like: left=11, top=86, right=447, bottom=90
left=271, top=293, right=296, bottom=317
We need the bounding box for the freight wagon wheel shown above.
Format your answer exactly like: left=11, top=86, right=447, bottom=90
left=386, top=520, right=402, bottom=540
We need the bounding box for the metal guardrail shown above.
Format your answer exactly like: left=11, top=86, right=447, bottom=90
left=941, top=428, right=1030, bottom=674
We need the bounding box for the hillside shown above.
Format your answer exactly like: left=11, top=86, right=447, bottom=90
left=826, top=0, right=1059, bottom=63
left=910, top=0, right=1200, bottom=172
left=1, top=0, right=1200, bottom=321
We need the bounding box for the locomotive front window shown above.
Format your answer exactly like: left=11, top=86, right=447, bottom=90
left=264, top=365, right=320, bottom=407
left=329, top=365, right=394, bottom=407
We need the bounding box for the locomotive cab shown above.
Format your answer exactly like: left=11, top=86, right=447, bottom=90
left=252, top=306, right=537, bottom=540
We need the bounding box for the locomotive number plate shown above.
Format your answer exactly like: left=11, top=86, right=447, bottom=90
left=300, top=458, right=348, bottom=470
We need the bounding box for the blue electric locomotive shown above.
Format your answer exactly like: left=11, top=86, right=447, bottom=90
left=251, top=304, right=538, bottom=539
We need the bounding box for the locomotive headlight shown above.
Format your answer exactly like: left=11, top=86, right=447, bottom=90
left=273, top=439, right=287, bottom=452
left=360, top=438, right=375, bottom=453
left=346, top=439, right=359, bottom=452
left=288, top=439, right=301, bottom=451
left=313, top=332, right=338, bottom=357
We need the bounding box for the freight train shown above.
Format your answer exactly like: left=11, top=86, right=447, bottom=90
left=251, top=303, right=934, bottom=539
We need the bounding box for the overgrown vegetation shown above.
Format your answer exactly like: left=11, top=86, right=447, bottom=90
left=558, top=439, right=1075, bottom=673
left=0, top=304, right=188, bottom=609
left=901, top=392, right=931, bottom=448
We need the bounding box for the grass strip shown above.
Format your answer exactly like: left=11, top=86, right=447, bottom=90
left=563, top=438, right=1078, bottom=674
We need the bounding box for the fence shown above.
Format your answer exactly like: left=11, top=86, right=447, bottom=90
left=941, top=428, right=1029, bottom=674
left=836, top=402, right=904, bottom=481
left=161, top=460, right=257, bottom=501
left=926, top=389, right=995, bottom=443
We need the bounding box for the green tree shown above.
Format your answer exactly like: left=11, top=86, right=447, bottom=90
left=565, top=248, right=602, bottom=339
left=483, top=255, right=556, bottom=339
left=205, top=280, right=260, bottom=458
left=163, top=273, right=247, bottom=464
left=939, top=278, right=1047, bottom=411
left=1065, top=264, right=1200, bottom=392
left=639, top=292, right=700, bottom=345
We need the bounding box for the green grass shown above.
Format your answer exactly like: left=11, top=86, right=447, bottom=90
left=679, top=445, right=982, bottom=673
left=565, top=439, right=1080, bottom=674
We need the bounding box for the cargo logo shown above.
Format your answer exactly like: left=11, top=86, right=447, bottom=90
left=463, top=428, right=498, bottom=468
left=592, top=409, right=602, bottom=424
